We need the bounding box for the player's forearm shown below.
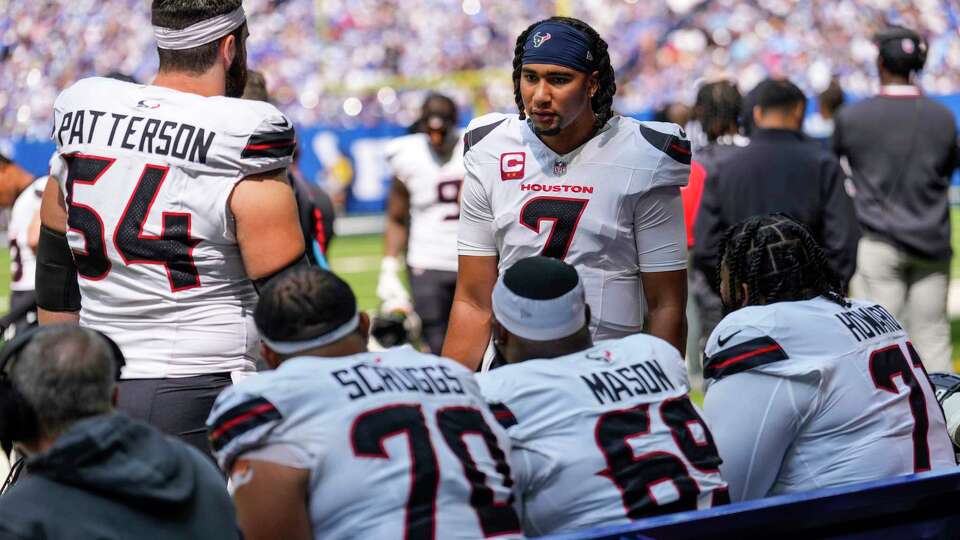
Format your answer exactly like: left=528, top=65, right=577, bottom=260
left=442, top=298, right=492, bottom=369
left=383, top=217, right=409, bottom=259
left=38, top=308, right=80, bottom=325
left=647, top=304, right=687, bottom=357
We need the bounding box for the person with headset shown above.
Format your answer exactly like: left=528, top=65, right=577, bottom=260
left=0, top=325, right=238, bottom=539
left=834, top=25, right=959, bottom=374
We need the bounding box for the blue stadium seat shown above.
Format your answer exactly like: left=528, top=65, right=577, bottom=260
left=546, top=467, right=960, bottom=540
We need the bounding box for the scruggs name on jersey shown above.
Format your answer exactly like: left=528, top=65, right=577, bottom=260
left=50, top=77, right=295, bottom=379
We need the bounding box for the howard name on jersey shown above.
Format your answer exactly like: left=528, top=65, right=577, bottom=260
left=477, top=334, right=727, bottom=536
left=384, top=132, right=464, bottom=272
left=208, top=347, right=522, bottom=540
left=459, top=113, right=690, bottom=339
left=704, top=297, right=956, bottom=492
left=50, top=77, right=295, bottom=378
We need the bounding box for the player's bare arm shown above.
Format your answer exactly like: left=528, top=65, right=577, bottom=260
left=377, top=178, right=412, bottom=309
left=230, top=168, right=305, bottom=280
left=383, top=179, right=410, bottom=258
left=37, top=176, right=80, bottom=325
left=443, top=254, right=498, bottom=369
left=230, top=459, right=312, bottom=540
left=642, top=269, right=687, bottom=355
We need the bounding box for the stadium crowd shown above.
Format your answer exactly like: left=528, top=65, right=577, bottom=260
left=2, top=0, right=959, bottom=138
left=1, top=1, right=960, bottom=539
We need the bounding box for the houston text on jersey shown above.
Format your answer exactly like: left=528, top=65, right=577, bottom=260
left=55, top=109, right=216, bottom=165
left=331, top=362, right=466, bottom=400
left=580, top=360, right=676, bottom=405
left=835, top=304, right=903, bottom=342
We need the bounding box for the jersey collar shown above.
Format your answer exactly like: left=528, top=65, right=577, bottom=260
left=879, top=84, right=921, bottom=97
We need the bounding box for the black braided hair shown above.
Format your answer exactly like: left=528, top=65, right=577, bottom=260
left=695, top=80, right=741, bottom=142
left=254, top=266, right=357, bottom=343
left=716, top=214, right=849, bottom=314
left=512, top=16, right=616, bottom=131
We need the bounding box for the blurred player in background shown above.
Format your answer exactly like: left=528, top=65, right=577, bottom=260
left=447, top=16, right=690, bottom=370
left=36, top=0, right=304, bottom=453
left=2, top=176, right=45, bottom=338
left=478, top=257, right=727, bottom=536
left=243, top=69, right=336, bottom=268
left=0, top=150, right=37, bottom=209
left=209, top=267, right=521, bottom=540
left=379, top=94, right=463, bottom=352
left=703, top=214, right=955, bottom=501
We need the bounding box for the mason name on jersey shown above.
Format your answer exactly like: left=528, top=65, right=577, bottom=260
left=579, top=355, right=679, bottom=405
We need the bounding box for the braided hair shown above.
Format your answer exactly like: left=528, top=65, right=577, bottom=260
left=695, top=80, right=741, bottom=142
left=512, top=17, right=616, bottom=131
left=717, top=214, right=848, bottom=313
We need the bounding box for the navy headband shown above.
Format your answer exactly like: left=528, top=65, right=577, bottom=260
left=522, top=22, right=596, bottom=74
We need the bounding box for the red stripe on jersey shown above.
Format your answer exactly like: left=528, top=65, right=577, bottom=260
left=711, top=344, right=783, bottom=370
left=210, top=402, right=277, bottom=441
left=244, top=140, right=295, bottom=151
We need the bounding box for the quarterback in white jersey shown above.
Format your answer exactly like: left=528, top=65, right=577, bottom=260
left=379, top=95, right=464, bottom=352
left=478, top=256, right=727, bottom=536
left=3, top=177, right=45, bottom=336
left=209, top=267, right=521, bottom=540
left=37, top=3, right=304, bottom=453
left=703, top=215, right=956, bottom=501
left=445, top=18, right=689, bottom=370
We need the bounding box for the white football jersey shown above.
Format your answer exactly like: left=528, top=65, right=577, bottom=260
left=208, top=346, right=522, bottom=540
left=49, top=77, right=295, bottom=378
left=384, top=133, right=463, bottom=272
left=704, top=297, right=956, bottom=498
left=459, top=113, right=689, bottom=340
left=8, top=178, right=45, bottom=292
left=476, top=334, right=728, bottom=537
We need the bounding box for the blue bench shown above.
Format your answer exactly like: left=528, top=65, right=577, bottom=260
left=546, top=468, right=960, bottom=539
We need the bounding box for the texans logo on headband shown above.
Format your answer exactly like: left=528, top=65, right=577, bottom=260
left=533, top=32, right=552, bottom=48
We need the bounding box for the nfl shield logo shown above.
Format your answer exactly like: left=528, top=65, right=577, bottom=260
left=553, top=160, right=567, bottom=176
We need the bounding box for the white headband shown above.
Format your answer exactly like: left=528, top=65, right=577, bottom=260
left=492, top=274, right=587, bottom=341
left=260, top=313, right=359, bottom=354
left=153, top=7, right=246, bottom=51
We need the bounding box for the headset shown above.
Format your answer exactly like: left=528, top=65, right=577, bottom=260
left=0, top=325, right=125, bottom=493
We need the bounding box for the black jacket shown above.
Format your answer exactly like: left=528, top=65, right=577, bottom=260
left=833, top=94, right=958, bottom=260
left=0, top=413, right=239, bottom=540
left=693, top=128, right=861, bottom=282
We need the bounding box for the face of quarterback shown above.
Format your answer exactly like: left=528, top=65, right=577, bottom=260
left=223, top=25, right=250, bottom=98
left=520, top=64, right=598, bottom=137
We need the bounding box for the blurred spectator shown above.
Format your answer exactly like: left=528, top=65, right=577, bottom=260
left=0, top=1, right=957, bottom=137
left=654, top=102, right=692, bottom=127
left=834, top=26, right=959, bottom=374
left=804, top=78, right=844, bottom=140
left=684, top=80, right=745, bottom=365
left=693, top=78, right=860, bottom=286
left=0, top=325, right=238, bottom=540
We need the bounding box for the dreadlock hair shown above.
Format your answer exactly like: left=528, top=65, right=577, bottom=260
left=254, top=266, right=358, bottom=344
left=512, top=17, right=616, bottom=131
left=695, top=80, right=741, bottom=142
left=716, top=214, right=848, bottom=314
